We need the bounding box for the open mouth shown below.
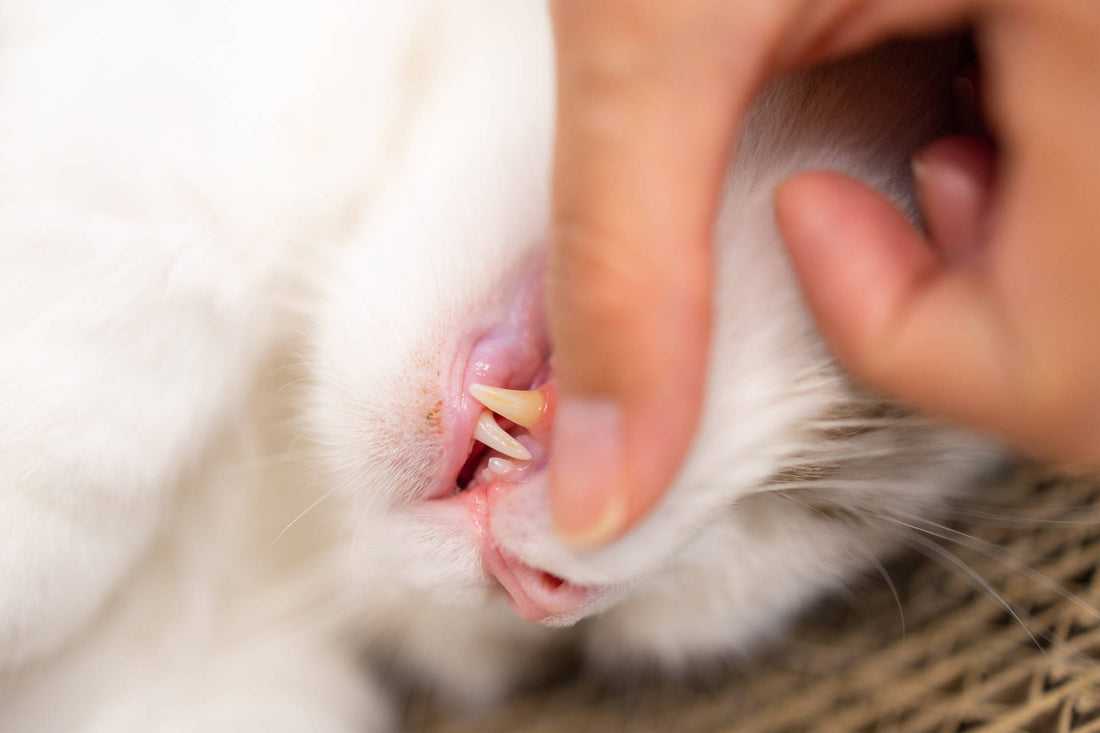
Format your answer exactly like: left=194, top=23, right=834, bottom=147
left=428, top=270, right=591, bottom=624
left=431, top=262, right=552, bottom=501
left=453, top=379, right=552, bottom=494
left=444, top=368, right=591, bottom=624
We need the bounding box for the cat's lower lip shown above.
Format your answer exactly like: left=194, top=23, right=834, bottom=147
left=450, top=479, right=592, bottom=623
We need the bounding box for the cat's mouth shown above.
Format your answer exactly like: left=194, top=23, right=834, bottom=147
left=449, top=378, right=592, bottom=624
left=425, top=271, right=594, bottom=624
left=445, top=365, right=593, bottom=624
left=453, top=380, right=553, bottom=492
left=432, top=264, right=553, bottom=500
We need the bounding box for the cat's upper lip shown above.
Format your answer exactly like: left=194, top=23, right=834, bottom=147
left=433, top=265, right=551, bottom=499
left=434, top=352, right=553, bottom=499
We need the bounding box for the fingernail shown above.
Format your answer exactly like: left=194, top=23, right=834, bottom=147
left=550, top=397, right=627, bottom=549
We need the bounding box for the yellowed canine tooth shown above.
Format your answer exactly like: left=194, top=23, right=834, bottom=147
left=473, top=410, right=532, bottom=461
left=468, top=384, right=545, bottom=428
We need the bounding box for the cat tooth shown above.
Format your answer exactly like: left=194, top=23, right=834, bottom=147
left=473, top=410, right=532, bottom=461
left=487, top=457, right=517, bottom=476
left=468, top=384, right=545, bottom=429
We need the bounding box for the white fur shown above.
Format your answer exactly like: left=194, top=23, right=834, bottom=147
left=0, top=2, right=1000, bottom=730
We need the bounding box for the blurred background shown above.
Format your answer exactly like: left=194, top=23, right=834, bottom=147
left=412, top=467, right=1100, bottom=733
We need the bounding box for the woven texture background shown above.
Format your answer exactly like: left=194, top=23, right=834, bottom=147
left=411, top=469, right=1100, bottom=732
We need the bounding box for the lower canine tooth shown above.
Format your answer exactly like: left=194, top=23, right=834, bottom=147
left=473, top=410, right=532, bottom=461
left=469, top=384, right=545, bottom=428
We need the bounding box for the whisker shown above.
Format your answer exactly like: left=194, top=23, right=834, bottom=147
left=849, top=529, right=906, bottom=638
left=884, top=513, right=1100, bottom=623
left=274, top=375, right=316, bottom=396
left=886, top=526, right=1045, bottom=653
left=270, top=485, right=342, bottom=548
left=943, top=503, right=1100, bottom=527
left=776, top=492, right=905, bottom=635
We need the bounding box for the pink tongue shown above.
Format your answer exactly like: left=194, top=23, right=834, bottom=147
left=482, top=540, right=588, bottom=623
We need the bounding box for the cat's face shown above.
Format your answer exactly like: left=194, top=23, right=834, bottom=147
left=304, top=3, right=997, bottom=682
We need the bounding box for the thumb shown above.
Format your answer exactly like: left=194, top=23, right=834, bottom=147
left=774, top=170, right=1012, bottom=432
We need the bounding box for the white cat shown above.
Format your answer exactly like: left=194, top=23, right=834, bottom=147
left=0, top=1, right=1001, bottom=730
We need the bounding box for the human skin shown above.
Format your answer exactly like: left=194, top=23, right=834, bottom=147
left=546, top=0, right=1100, bottom=547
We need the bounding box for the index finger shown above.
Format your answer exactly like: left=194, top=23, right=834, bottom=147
left=547, top=1, right=765, bottom=545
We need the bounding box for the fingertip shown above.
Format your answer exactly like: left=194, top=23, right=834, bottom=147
left=550, top=394, right=703, bottom=549
left=547, top=296, right=710, bottom=548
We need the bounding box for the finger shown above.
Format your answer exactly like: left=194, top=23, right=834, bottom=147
left=913, top=135, right=996, bottom=263
left=775, top=172, right=1013, bottom=427
left=547, top=1, right=761, bottom=547
left=782, top=2, right=1100, bottom=465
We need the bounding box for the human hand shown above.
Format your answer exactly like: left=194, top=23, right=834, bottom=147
left=547, top=0, right=1100, bottom=547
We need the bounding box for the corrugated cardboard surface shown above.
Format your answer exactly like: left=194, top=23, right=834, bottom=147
left=412, top=469, right=1100, bottom=732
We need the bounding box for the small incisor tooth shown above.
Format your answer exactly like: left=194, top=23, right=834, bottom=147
left=473, top=410, right=532, bottom=461
left=468, top=384, right=545, bottom=428
left=487, top=457, right=517, bottom=475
